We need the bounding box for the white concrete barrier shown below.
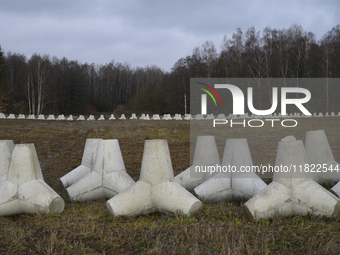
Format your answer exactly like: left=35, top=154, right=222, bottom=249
left=205, top=114, right=215, bottom=120
left=175, top=136, right=220, bottom=190
left=77, top=115, right=85, bottom=121
left=47, top=115, right=55, bottom=120
left=139, top=114, right=146, bottom=120
left=194, top=138, right=267, bottom=202
left=0, top=140, right=14, bottom=183
left=162, top=114, right=172, bottom=120
left=109, top=114, right=116, bottom=120
left=87, top=115, right=95, bottom=121
left=183, top=114, right=193, bottom=120
left=67, top=139, right=135, bottom=201
left=38, top=114, right=45, bottom=120
left=130, top=113, right=137, bottom=120
left=57, top=114, right=66, bottom=120
left=98, top=115, right=105, bottom=120
left=173, top=114, right=182, bottom=120
left=17, top=114, right=25, bottom=119
left=0, top=113, right=6, bottom=119
left=216, top=114, right=226, bottom=120
left=106, top=139, right=202, bottom=217
left=7, top=114, right=16, bottom=119
left=194, top=114, right=204, bottom=120
left=67, top=115, right=73, bottom=121
left=151, top=114, right=161, bottom=120
left=305, top=130, right=340, bottom=186
left=243, top=136, right=340, bottom=221
left=60, top=138, right=102, bottom=188
left=0, top=144, right=65, bottom=215
left=119, top=114, right=126, bottom=120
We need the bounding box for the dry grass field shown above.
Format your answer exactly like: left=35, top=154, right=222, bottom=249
left=0, top=117, right=340, bottom=254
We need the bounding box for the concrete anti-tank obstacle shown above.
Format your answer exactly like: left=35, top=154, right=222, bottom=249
left=151, top=114, right=161, bottom=120
left=67, top=115, right=73, bottom=121
left=109, top=114, right=116, bottom=120
left=119, top=114, right=126, bottom=120
left=67, top=139, right=135, bottom=201
left=60, top=138, right=102, bottom=189
left=7, top=114, right=16, bottom=119
left=162, top=114, right=172, bottom=120
left=87, top=115, right=95, bottom=121
left=173, top=114, right=182, bottom=120
left=183, top=114, right=193, bottom=120
left=98, top=115, right=105, bottom=120
left=139, top=114, right=146, bottom=120
left=106, top=139, right=202, bottom=217
left=27, top=114, right=36, bottom=119
left=205, top=114, right=215, bottom=120
left=0, top=113, right=6, bottom=119
left=0, top=143, right=65, bottom=215
left=38, top=114, right=45, bottom=120
left=216, top=114, right=226, bottom=119
left=144, top=114, right=150, bottom=120
left=57, top=114, right=66, bottom=120
left=17, top=114, right=25, bottom=119
left=0, top=140, right=15, bottom=183
left=194, top=138, right=267, bottom=202
left=243, top=136, right=340, bottom=221
left=77, top=115, right=85, bottom=121
left=130, top=113, right=137, bottom=120
left=194, top=114, right=204, bottom=120
left=175, top=136, right=220, bottom=190
left=305, top=130, right=340, bottom=186
left=47, top=115, right=55, bottom=120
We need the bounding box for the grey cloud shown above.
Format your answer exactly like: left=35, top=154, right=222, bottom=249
left=0, top=0, right=339, bottom=71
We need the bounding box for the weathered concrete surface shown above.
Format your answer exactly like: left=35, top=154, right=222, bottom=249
left=106, top=140, right=202, bottom=217
left=67, top=139, right=135, bottom=201
left=244, top=136, right=340, bottom=221
left=0, top=144, right=64, bottom=215
left=194, top=138, right=266, bottom=202
left=175, top=136, right=220, bottom=190
left=60, top=138, right=102, bottom=189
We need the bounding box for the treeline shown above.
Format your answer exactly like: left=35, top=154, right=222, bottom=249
left=0, top=24, right=340, bottom=115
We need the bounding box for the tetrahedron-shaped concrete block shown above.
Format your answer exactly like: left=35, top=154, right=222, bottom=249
left=305, top=130, right=340, bottom=186
left=243, top=136, right=340, bottom=221
left=0, top=144, right=65, bottom=215
left=106, top=140, right=202, bottom=217
left=194, top=139, right=267, bottom=202
left=60, top=139, right=102, bottom=188
left=66, top=139, right=135, bottom=201
left=183, top=114, right=193, bottom=120
left=119, top=114, right=126, bottom=120
left=7, top=114, right=16, bottom=119
left=0, top=140, right=15, bottom=183
left=130, top=113, right=137, bottom=120
left=175, top=136, right=220, bottom=190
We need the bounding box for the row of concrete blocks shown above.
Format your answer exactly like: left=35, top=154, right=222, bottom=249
left=2, top=112, right=340, bottom=121
left=1, top=130, right=340, bottom=221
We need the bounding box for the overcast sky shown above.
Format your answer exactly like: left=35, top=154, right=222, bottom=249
left=1, top=0, right=339, bottom=72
